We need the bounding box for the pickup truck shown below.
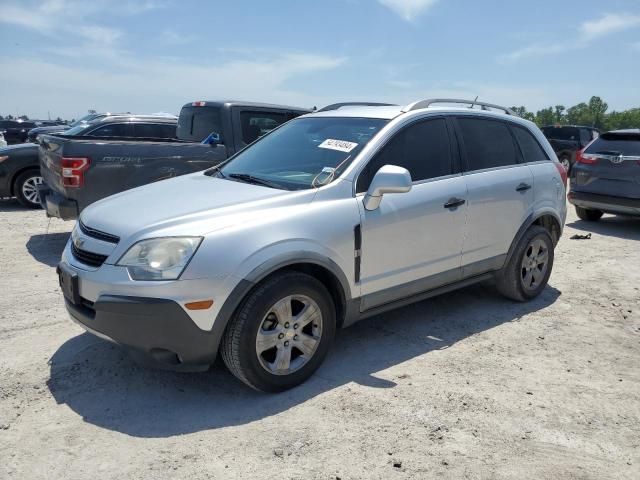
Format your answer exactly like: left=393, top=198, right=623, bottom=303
left=39, top=101, right=309, bottom=220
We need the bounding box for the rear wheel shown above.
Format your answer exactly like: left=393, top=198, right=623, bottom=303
left=221, top=271, right=336, bottom=392
left=575, top=206, right=603, bottom=222
left=559, top=155, right=571, bottom=173
left=496, top=225, right=554, bottom=302
left=14, top=170, right=43, bottom=209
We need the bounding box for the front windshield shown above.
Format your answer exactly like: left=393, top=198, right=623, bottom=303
left=70, top=113, right=100, bottom=127
left=217, top=116, right=388, bottom=190
left=62, top=124, right=94, bottom=135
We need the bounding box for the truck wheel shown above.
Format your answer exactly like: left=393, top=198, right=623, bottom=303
left=496, top=225, right=554, bottom=302
left=559, top=155, right=571, bottom=173
left=221, top=271, right=336, bottom=392
left=575, top=206, right=603, bottom=222
left=14, top=170, right=44, bottom=209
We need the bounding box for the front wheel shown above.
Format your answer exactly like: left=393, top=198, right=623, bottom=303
left=14, top=170, right=44, bottom=209
left=221, top=271, right=336, bottom=392
left=496, top=225, right=554, bottom=302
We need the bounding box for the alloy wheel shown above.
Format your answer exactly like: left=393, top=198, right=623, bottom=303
left=520, top=238, right=549, bottom=291
left=255, top=294, right=323, bottom=375
left=21, top=175, right=43, bottom=205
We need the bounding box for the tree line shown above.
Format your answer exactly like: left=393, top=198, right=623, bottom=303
left=510, top=96, right=640, bottom=131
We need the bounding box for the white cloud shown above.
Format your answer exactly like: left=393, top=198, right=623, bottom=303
left=377, top=0, right=439, bottom=22
left=580, top=13, right=640, bottom=40
left=0, top=52, right=347, bottom=119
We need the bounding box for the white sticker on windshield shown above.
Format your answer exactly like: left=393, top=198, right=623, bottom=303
left=318, top=139, right=358, bottom=153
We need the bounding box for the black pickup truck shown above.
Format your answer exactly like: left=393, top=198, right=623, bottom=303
left=39, top=101, right=309, bottom=219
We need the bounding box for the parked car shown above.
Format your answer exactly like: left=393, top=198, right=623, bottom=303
left=57, top=98, right=567, bottom=392
left=0, top=143, right=42, bottom=207
left=0, top=120, right=37, bottom=144
left=2, top=115, right=175, bottom=209
left=568, top=129, right=640, bottom=220
left=0, top=131, right=7, bottom=148
left=541, top=125, right=599, bottom=171
left=27, top=112, right=131, bottom=143
left=39, top=101, right=309, bottom=220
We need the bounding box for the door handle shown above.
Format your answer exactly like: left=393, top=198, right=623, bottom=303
left=516, top=182, right=532, bottom=192
left=444, top=197, right=466, bottom=209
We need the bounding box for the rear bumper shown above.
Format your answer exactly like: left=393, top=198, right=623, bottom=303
left=38, top=185, right=78, bottom=220
left=568, top=191, right=640, bottom=215
left=64, top=293, right=218, bottom=371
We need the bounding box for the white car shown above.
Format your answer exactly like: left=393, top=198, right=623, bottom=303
left=57, top=98, right=567, bottom=391
left=0, top=131, right=7, bottom=148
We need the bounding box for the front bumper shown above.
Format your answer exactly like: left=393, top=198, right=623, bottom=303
left=38, top=185, right=78, bottom=220
left=568, top=191, right=640, bottom=216
left=63, top=291, right=217, bottom=371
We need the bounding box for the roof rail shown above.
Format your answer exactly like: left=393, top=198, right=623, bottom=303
left=317, top=102, right=397, bottom=112
left=401, top=98, right=516, bottom=116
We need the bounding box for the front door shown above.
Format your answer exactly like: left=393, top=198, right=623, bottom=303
left=356, top=117, right=468, bottom=311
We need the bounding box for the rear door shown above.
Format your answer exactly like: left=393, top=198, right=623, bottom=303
left=455, top=116, right=535, bottom=273
left=573, top=132, right=640, bottom=199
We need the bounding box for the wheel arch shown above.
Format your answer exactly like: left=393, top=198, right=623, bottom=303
left=504, top=211, right=562, bottom=267
left=10, top=165, right=41, bottom=195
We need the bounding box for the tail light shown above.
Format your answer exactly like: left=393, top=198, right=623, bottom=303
left=576, top=149, right=598, bottom=165
left=61, top=157, right=90, bottom=187
left=192, top=101, right=206, bottom=107
left=554, top=161, right=567, bottom=187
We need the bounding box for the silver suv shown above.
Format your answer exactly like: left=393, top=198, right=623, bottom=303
left=57, top=99, right=567, bottom=392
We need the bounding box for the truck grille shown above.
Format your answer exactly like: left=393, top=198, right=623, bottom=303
left=78, top=220, right=120, bottom=244
left=71, top=242, right=108, bottom=267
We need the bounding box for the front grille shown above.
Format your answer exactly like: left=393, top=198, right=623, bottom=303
left=79, top=220, right=120, bottom=244
left=71, top=242, right=108, bottom=267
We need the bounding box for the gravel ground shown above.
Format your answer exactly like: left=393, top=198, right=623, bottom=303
left=0, top=199, right=638, bottom=480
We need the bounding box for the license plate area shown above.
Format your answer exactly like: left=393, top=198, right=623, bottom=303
left=57, top=264, right=80, bottom=305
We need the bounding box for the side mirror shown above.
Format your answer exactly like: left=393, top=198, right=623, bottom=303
left=202, top=131, right=223, bottom=146
left=363, top=164, right=412, bottom=211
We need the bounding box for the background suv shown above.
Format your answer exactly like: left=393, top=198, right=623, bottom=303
left=568, top=129, right=640, bottom=220
left=542, top=125, right=600, bottom=171
left=57, top=99, right=567, bottom=392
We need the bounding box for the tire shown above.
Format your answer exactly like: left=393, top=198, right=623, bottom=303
left=221, top=271, right=336, bottom=392
left=14, top=170, right=44, bottom=209
left=496, top=225, right=554, bottom=302
left=575, top=206, right=603, bottom=222
left=559, top=155, right=571, bottom=173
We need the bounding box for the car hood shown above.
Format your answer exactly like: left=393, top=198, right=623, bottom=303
left=80, top=172, right=315, bottom=240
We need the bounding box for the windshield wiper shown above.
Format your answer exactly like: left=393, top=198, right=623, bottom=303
left=227, top=173, right=287, bottom=190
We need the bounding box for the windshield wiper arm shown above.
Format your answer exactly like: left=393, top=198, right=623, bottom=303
left=227, top=173, right=286, bottom=190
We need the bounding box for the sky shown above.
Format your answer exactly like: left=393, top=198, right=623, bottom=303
left=1, top=0, right=639, bottom=120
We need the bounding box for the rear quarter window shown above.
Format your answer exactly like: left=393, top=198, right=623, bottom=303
left=513, top=126, right=550, bottom=163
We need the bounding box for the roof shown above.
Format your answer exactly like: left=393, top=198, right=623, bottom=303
left=92, top=115, right=177, bottom=124
left=182, top=100, right=311, bottom=112
left=607, top=128, right=640, bottom=134
left=542, top=124, right=598, bottom=129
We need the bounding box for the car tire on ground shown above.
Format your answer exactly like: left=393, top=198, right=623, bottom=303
left=575, top=206, right=603, bottom=222
left=559, top=155, right=571, bottom=173
left=221, top=271, right=336, bottom=392
left=496, top=225, right=555, bottom=302
left=14, top=170, right=44, bottom=209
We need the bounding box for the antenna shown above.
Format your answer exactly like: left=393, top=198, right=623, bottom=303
left=469, top=96, right=479, bottom=109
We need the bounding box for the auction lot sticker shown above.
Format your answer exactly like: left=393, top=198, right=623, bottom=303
left=318, top=139, right=358, bottom=153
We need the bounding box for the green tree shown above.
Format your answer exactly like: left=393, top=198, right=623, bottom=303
left=554, top=105, right=565, bottom=124
left=535, top=107, right=554, bottom=127
left=18, top=114, right=29, bottom=121
left=588, top=96, right=608, bottom=129
left=566, top=103, right=590, bottom=125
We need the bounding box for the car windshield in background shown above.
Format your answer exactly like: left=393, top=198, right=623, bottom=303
left=62, top=124, right=93, bottom=136
left=585, top=132, right=640, bottom=156
left=177, top=106, right=223, bottom=142
left=215, top=117, right=388, bottom=190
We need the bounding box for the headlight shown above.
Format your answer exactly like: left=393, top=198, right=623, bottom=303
left=117, top=237, right=202, bottom=280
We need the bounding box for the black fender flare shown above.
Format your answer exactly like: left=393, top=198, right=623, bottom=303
left=503, top=212, right=562, bottom=268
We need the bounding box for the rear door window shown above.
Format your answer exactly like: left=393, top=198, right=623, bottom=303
left=357, top=118, right=453, bottom=192
left=457, top=117, right=518, bottom=171
left=134, top=123, right=176, bottom=139
left=513, top=126, right=550, bottom=163
left=86, top=123, right=134, bottom=137
left=177, top=106, right=222, bottom=142
left=240, top=111, right=287, bottom=144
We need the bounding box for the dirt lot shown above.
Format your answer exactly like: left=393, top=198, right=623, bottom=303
left=0, top=200, right=638, bottom=480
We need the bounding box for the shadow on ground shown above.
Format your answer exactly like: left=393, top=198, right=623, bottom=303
left=26, top=232, right=70, bottom=267
left=568, top=214, right=640, bottom=241
left=0, top=198, right=30, bottom=212
left=47, top=282, right=560, bottom=438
